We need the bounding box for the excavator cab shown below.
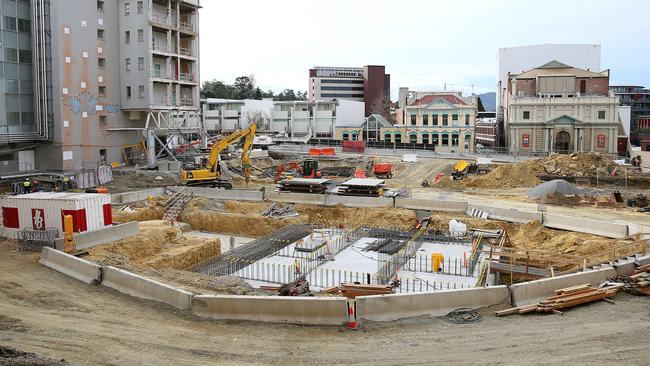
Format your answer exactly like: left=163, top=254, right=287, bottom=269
left=302, top=160, right=320, bottom=178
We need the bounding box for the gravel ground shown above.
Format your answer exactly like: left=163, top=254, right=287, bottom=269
left=1, top=242, right=649, bottom=366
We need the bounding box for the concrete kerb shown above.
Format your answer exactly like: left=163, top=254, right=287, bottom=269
left=54, top=221, right=140, bottom=251
left=101, top=266, right=193, bottom=310
left=509, top=267, right=617, bottom=307
left=111, top=187, right=166, bottom=204
left=355, top=286, right=510, bottom=322
left=543, top=213, right=628, bottom=239
left=39, top=247, right=102, bottom=285
left=395, top=198, right=467, bottom=213
left=467, top=203, right=542, bottom=224
left=266, top=191, right=327, bottom=205
left=325, top=195, right=393, bottom=208
left=192, top=294, right=349, bottom=325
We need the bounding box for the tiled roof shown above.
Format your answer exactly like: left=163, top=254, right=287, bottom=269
left=410, top=95, right=466, bottom=106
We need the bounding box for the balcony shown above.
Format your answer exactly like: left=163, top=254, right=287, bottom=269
left=150, top=13, right=173, bottom=27
left=179, top=72, right=196, bottom=83
left=179, top=97, right=194, bottom=107
left=178, top=20, right=196, bottom=33
left=179, top=47, right=196, bottom=58
left=152, top=42, right=172, bottom=53
left=154, top=95, right=169, bottom=106
left=151, top=69, right=173, bottom=81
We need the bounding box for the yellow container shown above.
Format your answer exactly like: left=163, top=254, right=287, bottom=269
left=431, top=253, right=444, bottom=272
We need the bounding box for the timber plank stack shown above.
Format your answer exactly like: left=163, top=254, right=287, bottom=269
left=496, top=283, right=620, bottom=316
left=615, top=263, right=650, bottom=296
left=322, top=283, right=395, bottom=298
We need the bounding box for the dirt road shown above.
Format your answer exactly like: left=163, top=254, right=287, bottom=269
left=1, top=241, right=649, bottom=365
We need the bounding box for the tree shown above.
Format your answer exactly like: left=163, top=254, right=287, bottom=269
left=199, top=76, right=307, bottom=101
left=254, top=87, right=263, bottom=100
left=477, top=96, right=486, bottom=112
left=201, top=80, right=235, bottom=99
left=233, top=75, right=256, bottom=99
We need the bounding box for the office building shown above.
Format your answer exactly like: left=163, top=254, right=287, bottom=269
left=610, top=84, right=650, bottom=145
left=504, top=61, right=620, bottom=154
left=0, top=0, right=201, bottom=174
left=308, top=65, right=390, bottom=117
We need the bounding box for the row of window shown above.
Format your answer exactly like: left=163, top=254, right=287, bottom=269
left=125, top=85, right=145, bottom=99
left=320, top=86, right=364, bottom=91
left=3, top=47, right=31, bottom=63
left=3, top=79, right=33, bottom=94
left=4, top=112, right=34, bottom=126
left=522, top=110, right=607, bottom=120
left=321, top=93, right=363, bottom=98
left=3, top=16, right=30, bottom=33
left=124, top=29, right=145, bottom=43
left=320, top=79, right=364, bottom=84
left=383, top=133, right=471, bottom=145
left=410, top=113, right=471, bottom=126
left=125, top=57, right=145, bottom=71
left=97, top=1, right=144, bottom=15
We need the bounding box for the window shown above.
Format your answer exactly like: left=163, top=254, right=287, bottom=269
left=598, top=111, right=606, bottom=119
left=432, top=134, right=439, bottom=145
left=97, top=0, right=105, bottom=11
left=7, top=112, right=20, bottom=125
left=125, top=31, right=131, bottom=43
left=5, top=79, right=18, bottom=93
left=452, top=114, right=458, bottom=125
left=410, top=114, right=416, bottom=125
left=17, top=19, right=30, bottom=33
left=432, top=114, right=438, bottom=126
left=99, top=115, right=107, bottom=127
left=395, top=133, right=402, bottom=143
left=137, top=1, right=143, bottom=14
left=384, top=133, right=392, bottom=142
left=4, top=48, right=18, bottom=62
left=465, top=114, right=470, bottom=126
left=342, top=133, right=349, bottom=141
left=18, top=49, right=31, bottom=63
left=580, top=80, right=586, bottom=94
left=126, top=86, right=132, bottom=98
left=409, top=134, right=417, bottom=143
left=423, top=114, right=428, bottom=126
left=452, top=134, right=459, bottom=146
left=138, top=57, right=144, bottom=70
left=125, top=58, right=131, bottom=71
left=442, top=134, right=449, bottom=146
left=523, top=111, right=530, bottom=120
left=139, top=85, right=145, bottom=98
left=124, top=3, right=131, bottom=15
left=4, top=16, right=16, bottom=31
left=97, top=28, right=105, bottom=40
left=98, top=57, right=106, bottom=68
left=422, top=134, right=429, bottom=144
left=98, top=86, right=106, bottom=97
left=442, top=114, right=448, bottom=126
left=137, top=29, right=144, bottom=42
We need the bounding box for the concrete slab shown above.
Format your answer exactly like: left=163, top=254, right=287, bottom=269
left=544, top=213, right=628, bottom=238
left=39, top=247, right=102, bottom=285
left=102, top=266, right=193, bottom=309
left=324, top=195, right=393, bottom=208
left=468, top=203, right=542, bottom=224
left=266, top=191, right=327, bottom=205
left=185, top=231, right=254, bottom=253
left=395, top=198, right=468, bottom=213
left=54, top=222, right=140, bottom=251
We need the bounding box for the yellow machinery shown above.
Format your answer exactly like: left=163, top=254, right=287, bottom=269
left=180, top=124, right=256, bottom=189
left=63, top=214, right=75, bottom=254
left=431, top=252, right=444, bottom=272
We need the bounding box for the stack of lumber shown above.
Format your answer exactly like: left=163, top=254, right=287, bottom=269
left=496, top=283, right=619, bottom=316
left=614, top=263, right=650, bottom=296
left=322, top=283, right=395, bottom=299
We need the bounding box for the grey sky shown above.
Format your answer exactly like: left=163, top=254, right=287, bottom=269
left=199, top=0, right=650, bottom=99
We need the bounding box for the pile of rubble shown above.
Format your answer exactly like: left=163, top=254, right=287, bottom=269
left=537, top=152, right=618, bottom=177
left=261, top=202, right=299, bottom=219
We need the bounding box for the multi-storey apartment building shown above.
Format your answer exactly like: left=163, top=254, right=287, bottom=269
left=504, top=61, right=620, bottom=154
left=0, top=0, right=201, bottom=173
left=610, top=84, right=650, bottom=145
left=308, top=65, right=390, bottom=117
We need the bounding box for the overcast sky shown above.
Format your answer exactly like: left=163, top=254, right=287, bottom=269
left=199, top=0, right=650, bottom=99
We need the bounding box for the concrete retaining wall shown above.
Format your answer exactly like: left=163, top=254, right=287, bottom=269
left=54, top=222, right=140, bottom=251
left=184, top=187, right=264, bottom=201
left=627, top=224, right=650, bottom=240
left=102, top=266, right=193, bottom=309
left=509, top=267, right=617, bottom=306
left=111, top=187, right=166, bottom=204
left=39, top=247, right=102, bottom=285
left=192, top=295, right=348, bottom=325
left=395, top=198, right=468, bottom=213
left=355, top=286, right=510, bottom=322
left=266, top=191, right=327, bottom=205
left=468, top=203, right=542, bottom=224
left=325, top=195, right=393, bottom=208
left=543, top=213, right=628, bottom=238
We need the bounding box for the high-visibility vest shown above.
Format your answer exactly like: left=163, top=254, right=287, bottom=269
left=23, top=181, right=30, bottom=187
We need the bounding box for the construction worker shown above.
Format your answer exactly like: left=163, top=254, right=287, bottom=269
left=22, top=178, right=31, bottom=194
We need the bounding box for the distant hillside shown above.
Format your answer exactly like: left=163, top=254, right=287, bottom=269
left=477, top=92, right=496, bottom=112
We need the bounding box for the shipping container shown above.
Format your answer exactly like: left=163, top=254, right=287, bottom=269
left=0, top=192, right=112, bottom=238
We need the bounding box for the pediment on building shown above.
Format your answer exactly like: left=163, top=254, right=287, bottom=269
left=544, top=114, right=586, bottom=126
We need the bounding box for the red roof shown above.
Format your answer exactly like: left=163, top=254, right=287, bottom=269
left=410, top=94, right=466, bottom=106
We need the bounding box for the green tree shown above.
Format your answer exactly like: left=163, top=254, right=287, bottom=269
left=233, top=75, right=256, bottom=99
left=477, top=96, right=486, bottom=112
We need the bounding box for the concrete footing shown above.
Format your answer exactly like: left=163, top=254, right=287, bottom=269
left=54, top=222, right=140, bottom=251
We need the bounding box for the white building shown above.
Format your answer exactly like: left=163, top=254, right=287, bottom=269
left=202, top=99, right=365, bottom=142
left=497, top=44, right=601, bottom=111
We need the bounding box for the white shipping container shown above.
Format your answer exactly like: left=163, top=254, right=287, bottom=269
left=1, top=192, right=111, bottom=238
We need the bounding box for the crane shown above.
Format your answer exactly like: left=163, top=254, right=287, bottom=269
left=180, top=124, right=256, bottom=189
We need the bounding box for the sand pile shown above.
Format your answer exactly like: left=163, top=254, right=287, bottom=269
left=537, top=152, right=617, bottom=177
left=112, top=198, right=166, bottom=222
left=106, top=171, right=177, bottom=193
left=86, top=220, right=220, bottom=270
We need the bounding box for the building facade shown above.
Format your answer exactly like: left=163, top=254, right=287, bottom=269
left=308, top=65, right=390, bottom=117
left=475, top=118, right=498, bottom=148
left=0, top=0, right=201, bottom=173
left=381, top=94, right=476, bottom=153
left=504, top=61, right=620, bottom=154
left=610, top=85, right=650, bottom=146
left=202, top=98, right=365, bottom=141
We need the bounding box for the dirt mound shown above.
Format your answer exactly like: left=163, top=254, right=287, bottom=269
left=537, top=152, right=617, bottom=177
left=106, top=171, right=177, bottom=193
left=112, top=196, right=167, bottom=222
left=86, top=220, right=220, bottom=270
left=0, top=346, right=72, bottom=366
left=461, top=163, right=543, bottom=189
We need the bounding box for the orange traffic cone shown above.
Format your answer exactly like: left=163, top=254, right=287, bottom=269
left=346, top=301, right=358, bottom=330
left=463, top=252, right=467, bottom=267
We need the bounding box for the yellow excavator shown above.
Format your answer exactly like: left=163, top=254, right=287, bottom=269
left=180, top=124, right=256, bottom=189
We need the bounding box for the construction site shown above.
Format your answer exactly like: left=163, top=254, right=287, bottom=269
left=2, top=127, right=650, bottom=364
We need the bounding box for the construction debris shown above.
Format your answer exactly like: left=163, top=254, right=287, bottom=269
left=278, top=276, right=310, bottom=296
left=496, top=283, right=619, bottom=316
left=527, top=179, right=592, bottom=199
left=608, top=263, right=650, bottom=296
left=261, top=203, right=299, bottom=219
left=322, top=282, right=397, bottom=298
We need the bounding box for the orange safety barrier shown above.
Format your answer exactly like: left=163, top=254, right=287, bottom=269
left=309, top=148, right=321, bottom=156
left=321, top=147, right=335, bottom=156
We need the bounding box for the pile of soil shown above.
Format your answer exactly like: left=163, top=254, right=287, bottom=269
left=86, top=220, right=220, bottom=270
left=537, top=152, right=617, bottom=177
left=106, top=171, right=178, bottom=193
left=112, top=197, right=166, bottom=222
left=132, top=268, right=265, bottom=295
left=0, top=346, right=72, bottom=366
left=460, top=163, right=543, bottom=189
